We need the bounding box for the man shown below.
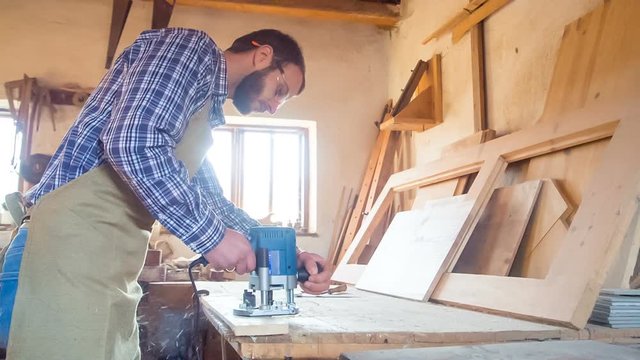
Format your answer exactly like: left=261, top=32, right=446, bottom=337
left=7, top=28, right=331, bottom=359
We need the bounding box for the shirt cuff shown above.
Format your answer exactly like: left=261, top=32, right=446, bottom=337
left=181, top=215, right=227, bottom=254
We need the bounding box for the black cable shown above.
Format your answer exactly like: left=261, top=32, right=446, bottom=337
left=188, top=256, right=209, bottom=360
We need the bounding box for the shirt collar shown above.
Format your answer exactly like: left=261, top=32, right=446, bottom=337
left=209, top=49, right=228, bottom=127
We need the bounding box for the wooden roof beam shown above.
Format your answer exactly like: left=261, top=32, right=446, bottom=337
left=170, top=0, right=400, bottom=28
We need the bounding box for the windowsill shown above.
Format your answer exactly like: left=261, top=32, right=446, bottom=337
left=296, top=232, right=318, bottom=237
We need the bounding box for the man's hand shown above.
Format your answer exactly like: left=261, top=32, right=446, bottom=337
left=203, top=228, right=256, bottom=274
left=297, top=251, right=331, bottom=294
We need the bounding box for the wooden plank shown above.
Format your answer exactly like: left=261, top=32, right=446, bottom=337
left=430, top=54, right=444, bottom=126
left=378, top=116, right=433, bottom=132
left=337, top=130, right=389, bottom=263
left=332, top=190, right=356, bottom=266
left=411, top=179, right=459, bottom=209
left=106, top=0, right=132, bottom=69
left=510, top=179, right=573, bottom=278
left=441, top=129, right=496, bottom=157
left=420, top=0, right=489, bottom=45
left=421, top=10, right=470, bottom=45
left=171, top=0, right=399, bottom=27
left=340, top=340, right=640, bottom=360
left=454, top=179, right=543, bottom=276
left=451, top=0, right=512, bottom=43
left=357, top=206, right=392, bottom=264
left=356, top=197, right=474, bottom=300
left=392, top=60, right=429, bottom=115
left=364, top=130, right=393, bottom=214
left=470, top=22, right=487, bottom=132
left=326, top=187, right=348, bottom=267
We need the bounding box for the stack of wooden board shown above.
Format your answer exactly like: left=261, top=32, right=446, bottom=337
left=590, top=289, right=640, bottom=328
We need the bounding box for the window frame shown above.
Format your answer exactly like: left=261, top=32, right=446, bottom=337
left=211, top=122, right=313, bottom=233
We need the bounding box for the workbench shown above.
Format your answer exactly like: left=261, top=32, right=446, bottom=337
left=197, top=281, right=640, bottom=359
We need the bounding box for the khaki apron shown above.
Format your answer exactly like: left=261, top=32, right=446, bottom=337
left=7, top=101, right=214, bottom=360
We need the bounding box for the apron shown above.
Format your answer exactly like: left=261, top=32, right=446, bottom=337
left=7, top=100, right=214, bottom=360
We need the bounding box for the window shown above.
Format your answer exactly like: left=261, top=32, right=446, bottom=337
left=207, top=117, right=316, bottom=233
left=0, top=107, right=20, bottom=198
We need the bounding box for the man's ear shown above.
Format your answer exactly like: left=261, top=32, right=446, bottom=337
left=252, top=45, right=274, bottom=71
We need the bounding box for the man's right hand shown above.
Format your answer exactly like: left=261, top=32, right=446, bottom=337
left=203, top=228, right=256, bottom=274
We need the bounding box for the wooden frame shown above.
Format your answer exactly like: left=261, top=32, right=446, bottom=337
left=333, top=102, right=640, bottom=328
left=380, top=55, right=443, bottom=132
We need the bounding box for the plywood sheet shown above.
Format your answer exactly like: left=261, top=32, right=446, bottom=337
left=454, top=179, right=542, bottom=275
left=511, top=179, right=573, bottom=278
left=411, top=178, right=459, bottom=209
left=356, top=196, right=474, bottom=300
left=513, top=219, right=569, bottom=279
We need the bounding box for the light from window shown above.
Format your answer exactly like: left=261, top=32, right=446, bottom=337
left=207, top=125, right=309, bottom=231
left=0, top=113, right=20, bottom=198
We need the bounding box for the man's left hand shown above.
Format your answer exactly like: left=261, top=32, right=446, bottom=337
left=297, top=251, right=331, bottom=294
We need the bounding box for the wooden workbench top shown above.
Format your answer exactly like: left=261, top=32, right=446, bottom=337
left=197, top=281, right=572, bottom=358
left=197, top=281, right=640, bottom=358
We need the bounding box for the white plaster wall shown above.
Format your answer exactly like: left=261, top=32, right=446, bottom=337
left=0, top=0, right=391, bottom=257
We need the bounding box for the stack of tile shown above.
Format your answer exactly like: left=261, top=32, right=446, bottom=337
left=589, top=289, right=640, bottom=328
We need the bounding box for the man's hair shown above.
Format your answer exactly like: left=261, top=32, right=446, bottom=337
left=227, top=29, right=306, bottom=92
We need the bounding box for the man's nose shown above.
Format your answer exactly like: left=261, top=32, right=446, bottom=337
left=267, top=99, right=280, bottom=114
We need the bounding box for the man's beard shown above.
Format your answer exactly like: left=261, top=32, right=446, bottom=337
left=232, top=68, right=270, bottom=115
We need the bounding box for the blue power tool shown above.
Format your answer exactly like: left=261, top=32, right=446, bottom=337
left=233, top=226, right=310, bottom=317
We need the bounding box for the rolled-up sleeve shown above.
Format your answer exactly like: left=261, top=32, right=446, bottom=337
left=101, top=30, right=226, bottom=254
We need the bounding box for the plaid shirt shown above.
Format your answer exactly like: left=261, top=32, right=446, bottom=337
left=26, top=28, right=259, bottom=254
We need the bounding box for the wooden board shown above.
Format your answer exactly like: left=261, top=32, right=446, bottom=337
left=337, top=130, right=390, bottom=264
left=451, top=0, right=512, bottom=43
left=198, top=283, right=289, bottom=336
left=411, top=178, right=459, bottom=209
left=441, top=129, right=496, bottom=157
left=356, top=196, right=474, bottom=300
left=513, top=219, right=569, bottom=279
left=510, top=179, right=573, bottom=278
left=454, top=180, right=542, bottom=276
left=471, top=22, right=487, bottom=132
left=340, top=340, right=640, bottom=360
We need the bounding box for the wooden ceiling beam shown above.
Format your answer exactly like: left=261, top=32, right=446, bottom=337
left=169, top=0, right=400, bottom=28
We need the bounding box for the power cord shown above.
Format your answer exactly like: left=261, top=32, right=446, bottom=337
left=188, top=256, right=209, bottom=360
